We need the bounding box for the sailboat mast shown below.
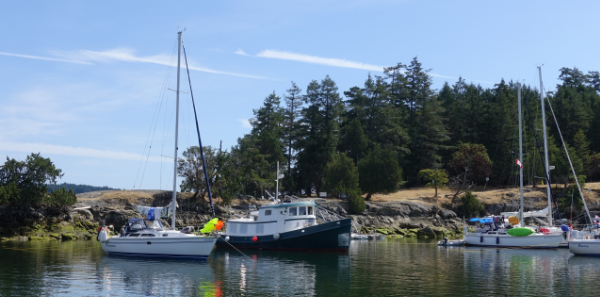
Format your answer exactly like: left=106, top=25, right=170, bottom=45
left=276, top=161, right=279, bottom=204
left=538, top=66, right=552, bottom=226
left=518, top=83, right=524, bottom=222
left=171, top=31, right=182, bottom=230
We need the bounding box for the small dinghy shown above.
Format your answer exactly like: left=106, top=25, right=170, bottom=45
left=437, top=237, right=465, bottom=246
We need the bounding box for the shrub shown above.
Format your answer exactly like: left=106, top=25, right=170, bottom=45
left=461, top=191, right=482, bottom=216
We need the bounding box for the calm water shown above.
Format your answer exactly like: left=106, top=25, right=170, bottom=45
left=1, top=239, right=599, bottom=296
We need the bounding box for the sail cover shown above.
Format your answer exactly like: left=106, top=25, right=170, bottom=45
left=136, top=206, right=168, bottom=220
left=500, top=207, right=549, bottom=218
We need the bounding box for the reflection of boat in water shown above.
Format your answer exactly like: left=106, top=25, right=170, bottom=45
left=210, top=248, right=351, bottom=296
left=97, top=255, right=217, bottom=296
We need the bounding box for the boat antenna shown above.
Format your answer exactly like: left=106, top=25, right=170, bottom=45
left=181, top=38, right=216, bottom=218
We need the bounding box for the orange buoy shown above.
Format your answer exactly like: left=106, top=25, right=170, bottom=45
left=216, top=221, right=223, bottom=230
left=252, top=236, right=258, bottom=242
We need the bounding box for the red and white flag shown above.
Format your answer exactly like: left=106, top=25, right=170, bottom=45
left=516, top=159, right=523, bottom=169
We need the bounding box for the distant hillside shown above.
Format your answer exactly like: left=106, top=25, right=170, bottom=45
left=47, top=183, right=119, bottom=194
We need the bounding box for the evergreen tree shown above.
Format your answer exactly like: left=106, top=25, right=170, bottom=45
left=283, top=82, right=303, bottom=183
left=324, top=153, right=360, bottom=198
left=358, top=146, right=402, bottom=200
left=296, top=76, right=344, bottom=194
left=403, top=57, right=449, bottom=182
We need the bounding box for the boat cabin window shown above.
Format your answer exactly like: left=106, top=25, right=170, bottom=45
left=299, top=206, right=307, bottom=216
left=308, top=207, right=313, bottom=215
left=265, top=210, right=272, bottom=216
left=127, top=233, right=140, bottom=237
left=289, top=207, right=297, bottom=216
left=256, top=224, right=264, bottom=234
left=240, top=224, right=248, bottom=234
left=229, top=223, right=237, bottom=234
left=144, top=220, right=163, bottom=229
left=140, top=234, right=155, bottom=237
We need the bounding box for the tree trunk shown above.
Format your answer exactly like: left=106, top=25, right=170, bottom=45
left=365, top=193, right=372, bottom=201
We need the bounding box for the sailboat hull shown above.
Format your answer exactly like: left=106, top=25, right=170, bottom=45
left=569, top=239, right=600, bottom=256
left=464, top=232, right=562, bottom=249
left=101, top=236, right=217, bottom=259
left=216, top=219, right=352, bottom=251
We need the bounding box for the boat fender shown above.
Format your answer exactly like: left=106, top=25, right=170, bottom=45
left=563, top=232, right=567, bottom=240
left=225, top=236, right=230, bottom=242
left=98, top=230, right=108, bottom=243
left=252, top=236, right=258, bottom=242
left=273, top=233, right=280, bottom=240
left=96, top=226, right=103, bottom=241
left=496, top=237, right=499, bottom=244
left=480, top=236, right=483, bottom=243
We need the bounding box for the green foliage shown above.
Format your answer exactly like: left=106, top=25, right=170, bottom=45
left=206, top=61, right=600, bottom=202
left=178, top=145, right=241, bottom=205
left=449, top=143, right=492, bottom=185
left=558, top=185, right=584, bottom=212
left=324, top=153, right=360, bottom=197
left=323, top=153, right=365, bottom=213
left=460, top=191, right=482, bottom=216
left=47, top=188, right=77, bottom=206
left=0, top=153, right=72, bottom=206
left=47, top=183, right=118, bottom=194
left=358, top=146, right=402, bottom=200
left=296, top=76, right=344, bottom=194
left=549, top=135, right=585, bottom=187
left=418, top=169, right=449, bottom=197
left=347, top=190, right=366, bottom=214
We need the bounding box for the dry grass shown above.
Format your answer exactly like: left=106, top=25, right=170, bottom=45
left=368, top=182, right=600, bottom=207
left=78, top=182, right=600, bottom=208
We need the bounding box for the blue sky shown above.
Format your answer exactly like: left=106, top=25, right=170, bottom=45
left=1, top=1, right=599, bottom=190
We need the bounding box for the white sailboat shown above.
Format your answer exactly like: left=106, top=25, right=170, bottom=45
left=98, top=31, right=217, bottom=259
left=464, top=82, right=563, bottom=248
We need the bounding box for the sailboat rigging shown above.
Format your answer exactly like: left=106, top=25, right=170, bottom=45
left=98, top=31, right=218, bottom=259
left=463, top=82, right=563, bottom=248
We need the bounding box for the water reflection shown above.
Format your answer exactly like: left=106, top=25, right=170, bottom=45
left=211, top=249, right=351, bottom=296
left=6, top=240, right=600, bottom=296
left=97, top=256, right=216, bottom=296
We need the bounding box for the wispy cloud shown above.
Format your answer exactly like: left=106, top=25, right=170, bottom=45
left=249, top=49, right=494, bottom=84
left=0, top=51, right=94, bottom=65
left=234, top=49, right=249, bottom=56
left=54, top=48, right=268, bottom=80
left=257, top=49, right=385, bottom=72
left=238, top=119, right=252, bottom=128
left=0, top=141, right=162, bottom=162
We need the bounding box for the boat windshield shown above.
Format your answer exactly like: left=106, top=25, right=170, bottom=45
left=144, top=220, right=164, bottom=229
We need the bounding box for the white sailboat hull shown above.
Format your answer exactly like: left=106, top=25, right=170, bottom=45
left=101, top=235, right=217, bottom=259
left=464, top=232, right=562, bottom=249
left=569, top=239, right=600, bottom=256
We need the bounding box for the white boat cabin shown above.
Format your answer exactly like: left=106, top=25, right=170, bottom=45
left=226, top=201, right=318, bottom=236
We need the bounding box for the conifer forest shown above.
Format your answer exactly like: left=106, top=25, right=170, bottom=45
left=177, top=58, right=600, bottom=211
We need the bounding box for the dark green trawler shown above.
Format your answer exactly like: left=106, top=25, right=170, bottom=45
left=216, top=200, right=352, bottom=251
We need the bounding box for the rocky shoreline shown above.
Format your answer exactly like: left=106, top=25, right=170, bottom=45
left=1, top=189, right=598, bottom=242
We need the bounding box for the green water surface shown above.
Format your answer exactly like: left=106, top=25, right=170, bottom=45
left=0, top=239, right=598, bottom=296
